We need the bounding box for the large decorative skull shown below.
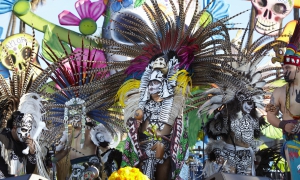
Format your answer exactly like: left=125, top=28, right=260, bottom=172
left=0, top=33, right=41, bottom=73
left=251, top=0, right=294, bottom=36
left=153, top=57, right=167, bottom=69
left=16, top=114, right=33, bottom=142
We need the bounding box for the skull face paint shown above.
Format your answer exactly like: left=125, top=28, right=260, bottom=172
left=242, top=101, right=254, bottom=114
left=16, top=114, right=33, bottom=142
left=251, top=0, right=294, bottom=36
left=148, top=80, right=162, bottom=95
left=96, top=132, right=105, bottom=143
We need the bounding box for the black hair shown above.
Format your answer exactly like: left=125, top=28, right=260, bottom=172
left=99, top=141, right=110, bottom=148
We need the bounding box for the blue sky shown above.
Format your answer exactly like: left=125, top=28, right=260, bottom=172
left=0, top=0, right=296, bottom=60
left=0, top=0, right=296, bottom=45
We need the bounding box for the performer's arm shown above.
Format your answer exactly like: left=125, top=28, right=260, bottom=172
left=52, top=149, right=69, bottom=163
left=26, top=152, right=37, bottom=174
left=266, top=89, right=281, bottom=128
left=266, top=88, right=295, bottom=133
left=26, top=137, right=36, bottom=174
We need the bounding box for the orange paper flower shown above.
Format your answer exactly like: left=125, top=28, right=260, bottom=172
left=108, top=167, right=149, bottom=180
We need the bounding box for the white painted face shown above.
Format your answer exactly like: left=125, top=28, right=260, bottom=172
left=96, top=132, right=104, bottom=143
left=242, top=100, right=254, bottom=114
left=16, top=114, right=33, bottom=142
left=148, top=80, right=162, bottom=95
left=251, top=0, right=293, bottom=36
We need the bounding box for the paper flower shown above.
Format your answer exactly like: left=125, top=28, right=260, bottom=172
left=0, top=0, right=18, bottom=14
left=111, top=0, right=133, bottom=12
left=55, top=48, right=108, bottom=90
left=200, top=0, right=231, bottom=39
left=70, top=48, right=107, bottom=72
left=108, top=167, right=149, bottom=180
left=202, top=0, right=230, bottom=23
left=58, top=0, right=106, bottom=35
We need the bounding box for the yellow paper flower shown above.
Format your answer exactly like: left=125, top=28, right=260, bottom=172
left=108, top=167, right=149, bottom=180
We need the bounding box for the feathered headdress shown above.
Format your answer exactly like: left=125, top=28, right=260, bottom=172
left=27, top=41, right=127, bottom=149
left=196, top=26, right=286, bottom=142
left=109, top=0, right=238, bottom=112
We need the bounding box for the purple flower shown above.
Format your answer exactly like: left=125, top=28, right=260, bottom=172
left=59, top=0, right=105, bottom=26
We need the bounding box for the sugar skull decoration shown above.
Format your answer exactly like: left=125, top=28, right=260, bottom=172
left=0, top=33, right=40, bottom=72
left=251, top=0, right=294, bottom=36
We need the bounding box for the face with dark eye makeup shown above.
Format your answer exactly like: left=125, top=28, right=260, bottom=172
left=282, top=64, right=298, bottom=83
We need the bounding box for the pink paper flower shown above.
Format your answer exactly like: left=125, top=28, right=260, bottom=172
left=64, top=48, right=107, bottom=72
left=55, top=48, right=108, bottom=90
left=58, top=0, right=106, bottom=35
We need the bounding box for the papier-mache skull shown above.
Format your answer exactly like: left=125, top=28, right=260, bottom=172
left=153, top=57, right=167, bottom=69
left=251, top=0, right=294, bottom=36
left=14, top=113, right=33, bottom=142
left=0, top=33, right=40, bottom=72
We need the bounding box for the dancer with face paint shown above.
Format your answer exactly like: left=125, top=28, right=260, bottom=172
left=90, top=124, right=122, bottom=180
left=0, top=93, right=44, bottom=178
left=267, top=20, right=300, bottom=180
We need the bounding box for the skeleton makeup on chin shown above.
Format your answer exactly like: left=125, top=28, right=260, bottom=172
left=15, top=113, right=33, bottom=142
left=148, top=80, right=162, bottom=95
left=96, top=133, right=105, bottom=143
left=242, top=100, right=254, bottom=114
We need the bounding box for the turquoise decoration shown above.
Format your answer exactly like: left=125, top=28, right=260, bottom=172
left=202, top=0, right=231, bottom=39
left=0, top=0, right=29, bottom=14
left=0, top=26, right=9, bottom=78
left=111, top=0, right=133, bottom=12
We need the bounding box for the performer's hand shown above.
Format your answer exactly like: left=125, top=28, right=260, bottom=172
left=291, top=123, right=300, bottom=134
left=136, top=120, right=142, bottom=128
left=26, top=136, right=35, bottom=154
left=285, top=123, right=296, bottom=134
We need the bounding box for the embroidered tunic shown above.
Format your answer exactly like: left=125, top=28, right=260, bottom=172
left=0, top=130, right=36, bottom=178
